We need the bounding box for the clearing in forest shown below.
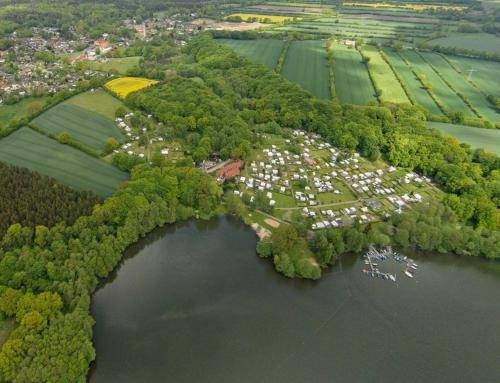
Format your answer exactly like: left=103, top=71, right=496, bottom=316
left=105, top=77, right=159, bottom=98
left=32, top=101, right=124, bottom=152
left=332, top=43, right=376, bottom=105
left=218, top=38, right=285, bottom=68
left=0, top=127, right=128, bottom=197
left=362, top=45, right=409, bottom=104
left=382, top=48, right=442, bottom=115
left=90, top=57, right=141, bottom=75
left=282, top=40, right=331, bottom=99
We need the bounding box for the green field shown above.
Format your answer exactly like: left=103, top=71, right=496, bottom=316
left=282, top=40, right=331, bottom=99
left=89, top=56, right=141, bottom=75
left=32, top=100, right=124, bottom=151
left=428, top=33, right=500, bottom=54
left=332, top=43, right=376, bottom=104
left=383, top=48, right=442, bottom=115
left=429, top=122, right=500, bottom=154
left=447, top=56, right=500, bottom=98
left=65, top=88, right=126, bottom=119
left=420, top=52, right=499, bottom=123
left=362, top=45, right=409, bottom=103
left=218, top=39, right=285, bottom=68
left=0, top=127, right=128, bottom=196
left=0, top=97, right=47, bottom=128
left=399, top=50, right=475, bottom=117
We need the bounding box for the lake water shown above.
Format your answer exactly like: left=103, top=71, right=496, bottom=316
left=89, top=216, right=500, bottom=383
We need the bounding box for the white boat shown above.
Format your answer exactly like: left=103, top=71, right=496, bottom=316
left=389, top=274, right=396, bottom=282
left=404, top=270, right=414, bottom=278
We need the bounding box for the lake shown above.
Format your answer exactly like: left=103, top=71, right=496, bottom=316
left=89, top=216, right=500, bottom=383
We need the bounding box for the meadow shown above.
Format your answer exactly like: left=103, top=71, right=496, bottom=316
left=362, top=45, right=409, bottom=103
left=65, top=88, right=126, bottom=119
left=420, top=52, right=499, bottom=123
left=399, top=50, right=475, bottom=117
left=105, top=77, right=159, bottom=98
left=429, top=122, right=500, bottom=155
left=447, top=56, right=500, bottom=98
left=218, top=38, right=285, bottom=68
left=427, top=33, right=500, bottom=54
left=32, top=103, right=123, bottom=151
left=281, top=40, right=331, bottom=99
left=89, top=56, right=141, bottom=75
left=0, top=97, right=47, bottom=129
left=226, top=13, right=299, bottom=23
left=0, top=127, right=128, bottom=196
left=332, top=43, right=376, bottom=104
left=382, top=48, right=442, bottom=115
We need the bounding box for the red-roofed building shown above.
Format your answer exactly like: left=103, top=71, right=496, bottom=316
left=216, top=160, right=244, bottom=181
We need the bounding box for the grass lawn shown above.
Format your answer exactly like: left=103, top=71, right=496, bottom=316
left=428, top=33, right=500, bottom=55
left=32, top=103, right=124, bottom=151
left=65, top=88, right=126, bottom=120
left=420, top=52, right=499, bottom=123
left=89, top=57, right=141, bottom=75
left=282, top=40, right=331, bottom=99
left=383, top=48, right=442, bottom=115
left=399, top=50, right=475, bottom=117
left=218, top=39, right=285, bottom=69
left=447, top=55, right=500, bottom=98
left=0, top=127, right=128, bottom=196
left=429, top=122, right=500, bottom=155
left=332, top=43, right=377, bottom=104
left=362, top=45, right=409, bottom=104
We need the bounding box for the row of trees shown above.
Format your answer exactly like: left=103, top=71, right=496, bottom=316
left=0, top=164, right=222, bottom=381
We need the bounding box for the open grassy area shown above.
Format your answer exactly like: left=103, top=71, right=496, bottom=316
left=362, top=45, right=409, bottom=104
left=0, top=320, right=15, bottom=346
left=226, top=13, right=300, bottom=23
left=32, top=103, right=124, bottom=151
left=0, top=127, right=128, bottom=196
left=427, top=33, right=500, bottom=54
left=332, top=43, right=376, bottom=104
left=399, top=50, right=475, bottom=117
left=383, top=48, right=442, bottom=115
left=0, top=97, right=47, bottom=128
left=105, top=77, right=159, bottom=98
left=447, top=56, right=500, bottom=98
left=65, top=88, right=126, bottom=120
left=218, top=38, right=285, bottom=68
left=429, top=122, right=500, bottom=155
left=282, top=40, right=331, bottom=99
left=420, top=52, right=499, bottom=123
left=89, top=57, right=141, bottom=75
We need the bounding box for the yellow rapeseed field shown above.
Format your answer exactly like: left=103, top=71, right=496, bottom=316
left=343, top=2, right=465, bottom=11
left=226, top=13, right=301, bottom=23
left=105, top=77, right=159, bottom=98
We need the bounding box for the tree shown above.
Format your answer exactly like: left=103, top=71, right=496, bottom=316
left=271, top=225, right=298, bottom=254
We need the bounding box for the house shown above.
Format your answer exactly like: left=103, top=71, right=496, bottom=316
left=216, top=160, right=244, bottom=181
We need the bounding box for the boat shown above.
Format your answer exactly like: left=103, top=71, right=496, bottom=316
left=404, top=270, right=414, bottom=278
left=389, top=274, right=396, bottom=282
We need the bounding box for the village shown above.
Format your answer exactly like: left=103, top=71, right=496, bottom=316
left=214, top=129, right=438, bottom=232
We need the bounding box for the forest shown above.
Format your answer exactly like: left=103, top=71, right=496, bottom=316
left=0, top=163, right=101, bottom=239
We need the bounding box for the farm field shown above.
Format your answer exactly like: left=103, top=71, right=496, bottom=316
left=429, top=122, right=500, bottom=155
left=105, top=77, right=159, bottom=98
left=32, top=102, right=124, bottom=151
left=226, top=13, right=299, bottom=23
left=0, top=127, right=128, bottom=196
left=427, top=33, right=500, bottom=54
left=361, top=45, right=409, bottom=104
left=382, top=48, right=442, bottom=115
left=89, top=57, right=141, bottom=75
left=331, top=43, right=376, bottom=104
left=343, top=2, right=466, bottom=11
left=218, top=38, right=285, bottom=68
left=420, top=52, right=499, bottom=123
left=399, top=50, right=475, bottom=117
left=281, top=40, right=331, bottom=99
left=65, top=88, right=126, bottom=119
left=447, top=56, right=500, bottom=98
left=0, top=97, right=47, bottom=129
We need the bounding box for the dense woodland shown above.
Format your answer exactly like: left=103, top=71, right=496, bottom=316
left=0, top=163, right=100, bottom=239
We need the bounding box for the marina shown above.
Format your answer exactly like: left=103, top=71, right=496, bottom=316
left=362, top=245, right=419, bottom=282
